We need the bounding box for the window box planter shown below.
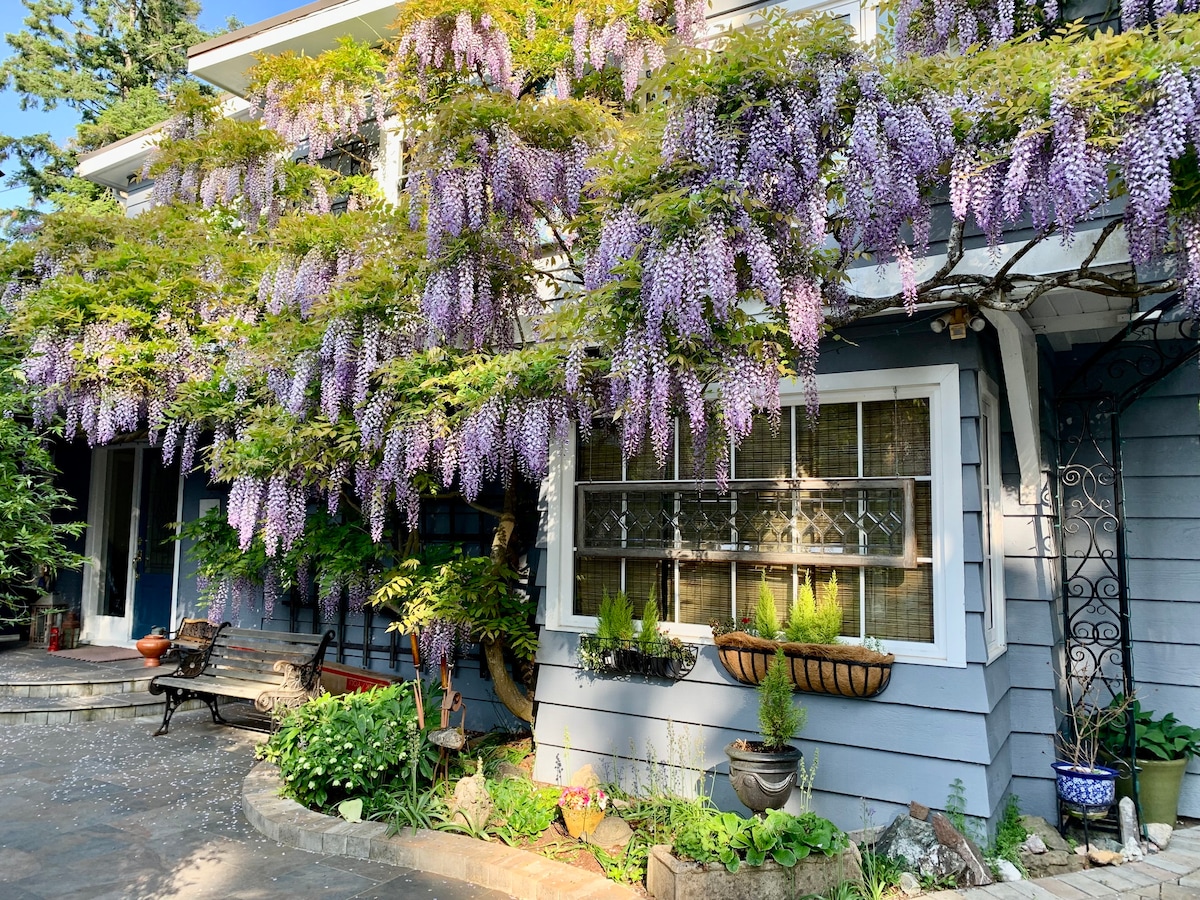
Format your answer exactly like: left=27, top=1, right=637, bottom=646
left=646, top=843, right=863, bottom=900
left=578, top=635, right=699, bottom=680
left=714, top=632, right=894, bottom=699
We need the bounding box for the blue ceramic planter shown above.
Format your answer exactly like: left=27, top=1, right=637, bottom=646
left=1052, top=761, right=1119, bottom=815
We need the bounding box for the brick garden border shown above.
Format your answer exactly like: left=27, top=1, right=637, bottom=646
left=241, top=761, right=638, bottom=900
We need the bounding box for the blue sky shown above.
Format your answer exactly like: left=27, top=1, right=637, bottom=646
left=0, top=0, right=299, bottom=207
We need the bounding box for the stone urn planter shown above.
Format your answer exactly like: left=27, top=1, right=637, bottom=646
left=724, top=741, right=802, bottom=815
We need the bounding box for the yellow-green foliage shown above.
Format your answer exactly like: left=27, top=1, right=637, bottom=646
left=785, top=571, right=842, bottom=644
left=597, top=589, right=635, bottom=641
left=753, top=577, right=781, bottom=639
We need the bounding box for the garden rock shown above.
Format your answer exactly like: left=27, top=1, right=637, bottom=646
left=994, top=859, right=1023, bottom=882
left=586, top=815, right=633, bottom=852
left=1020, top=834, right=1047, bottom=854
left=1020, top=848, right=1085, bottom=878
left=569, top=764, right=600, bottom=787
left=1122, top=837, right=1144, bottom=862
left=899, top=872, right=921, bottom=896
left=1088, top=848, right=1124, bottom=866
left=1020, top=816, right=1071, bottom=853
left=909, top=801, right=930, bottom=821
left=873, top=814, right=967, bottom=882
left=930, top=812, right=993, bottom=886
left=495, top=761, right=527, bottom=781
left=1119, top=797, right=1139, bottom=846
left=1146, top=822, right=1173, bottom=849
left=449, top=767, right=492, bottom=833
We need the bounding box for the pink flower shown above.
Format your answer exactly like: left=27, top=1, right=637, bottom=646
left=557, top=786, right=608, bottom=811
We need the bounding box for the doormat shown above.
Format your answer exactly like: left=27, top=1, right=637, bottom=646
left=50, top=645, right=142, bottom=662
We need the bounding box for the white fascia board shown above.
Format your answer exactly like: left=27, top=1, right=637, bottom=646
left=846, top=221, right=1133, bottom=300
left=75, top=96, right=253, bottom=191
left=188, top=0, right=400, bottom=97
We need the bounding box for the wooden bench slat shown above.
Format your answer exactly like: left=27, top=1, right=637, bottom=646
left=220, top=628, right=328, bottom=646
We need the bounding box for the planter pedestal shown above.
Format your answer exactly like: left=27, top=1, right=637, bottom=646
left=646, top=843, right=863, bottom=900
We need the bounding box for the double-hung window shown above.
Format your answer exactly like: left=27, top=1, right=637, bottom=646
left=548, top=365, right=965, bottom=666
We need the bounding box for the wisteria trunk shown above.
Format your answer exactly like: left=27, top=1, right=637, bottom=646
left=485, top=482, right=534, bottom=724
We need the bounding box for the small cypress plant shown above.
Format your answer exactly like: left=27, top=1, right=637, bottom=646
left=757, top=649, right=806, bottom=750
left=596, top=590, right=635, bottom=642
left=753, top=577, right=782, bottom=639
left=637, top=587, right=665, bottom=654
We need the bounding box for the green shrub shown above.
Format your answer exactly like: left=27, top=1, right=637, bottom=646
left=673, top=808, right=846, bottom=872
left=753, top=578, right=782, bottom=639
left=785, top=571, right=842, bottom=644
left=597, top=590, right=635, bottom=641
left=637, top=589, right=666, bottom=654
left=758, top=649, right=806, bottom=749
left=487, top=778, right=559, bottom=845
left=258, top=682, right=436, bottom=814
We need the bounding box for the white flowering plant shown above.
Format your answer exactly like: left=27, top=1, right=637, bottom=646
left=257, top=680, right=440, bottom=814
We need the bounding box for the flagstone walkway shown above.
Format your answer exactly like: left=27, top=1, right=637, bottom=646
left=927, top=826, right=1200, bottom=900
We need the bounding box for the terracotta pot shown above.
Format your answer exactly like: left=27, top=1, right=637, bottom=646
left=561, top=806, right=606, bottom=839
left=136, top=633, right=171, bottom=667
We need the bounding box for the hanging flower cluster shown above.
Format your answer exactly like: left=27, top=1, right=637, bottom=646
left=417, top=617, right=473, bottom=671
left=891, top=0, right=1048, bottom=56
left=568, top=3, right=670, bottom=100
left=395, top=12, right=519, bottom=99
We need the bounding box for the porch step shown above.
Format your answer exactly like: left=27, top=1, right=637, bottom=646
left=0, top=690, right=204, bottom=725
left=0, top=670, right=157, bottom=699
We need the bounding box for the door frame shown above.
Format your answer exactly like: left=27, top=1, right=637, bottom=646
left=82, top=445, right=185, bottom=646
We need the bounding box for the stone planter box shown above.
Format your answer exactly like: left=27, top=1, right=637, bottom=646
left=646, top=844, right=863, bottom=900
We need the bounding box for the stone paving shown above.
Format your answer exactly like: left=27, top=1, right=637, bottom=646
left=0, top=709, right=513, bottom=899
left=926, top=826, right=1200, bottom=900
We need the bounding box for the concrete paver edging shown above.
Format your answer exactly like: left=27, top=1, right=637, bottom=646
left=242, top=760, right=638, bottom=900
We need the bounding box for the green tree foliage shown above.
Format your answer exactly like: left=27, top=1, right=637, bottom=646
left=0, top=349, right=83, bottom=621
left=0, top=0, right=213, bottom=213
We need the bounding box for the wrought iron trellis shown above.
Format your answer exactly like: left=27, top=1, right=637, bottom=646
left=1054, top=292, right=1200, bottom=827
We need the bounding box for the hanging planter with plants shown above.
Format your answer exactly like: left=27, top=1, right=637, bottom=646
left=713, top=573, right=894, bottom=699
left=579, top=589, right=699, bottom=681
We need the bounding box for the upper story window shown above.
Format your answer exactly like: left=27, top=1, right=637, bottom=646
left=547, top=365, right=966, bottom=666
left=704, top=0, right=877, bottom=42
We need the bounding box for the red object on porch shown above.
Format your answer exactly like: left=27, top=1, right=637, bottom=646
left=47, top=627, right=60, bottom=653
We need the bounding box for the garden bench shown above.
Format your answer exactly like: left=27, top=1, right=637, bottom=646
left=148, top=625, right=335, bottom=736
left=166, top=617, right=224, bottom=674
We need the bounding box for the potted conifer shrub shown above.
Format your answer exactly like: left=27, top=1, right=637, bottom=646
left=725, top=649, right=806, bottom=815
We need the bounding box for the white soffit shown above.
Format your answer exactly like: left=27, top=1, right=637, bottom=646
left=74, top=97, right=252, bottom=191
left=188, top=0, right=401, bottom=97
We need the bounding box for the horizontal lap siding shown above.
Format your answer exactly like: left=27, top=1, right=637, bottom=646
left=1120, top=366, right=1200, bottom=817
left=533, top=349, right=1009, bottom=832
left=994, top=345, right=1061, bottom=823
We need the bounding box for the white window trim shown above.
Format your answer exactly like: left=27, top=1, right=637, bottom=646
left=704, top=0, right=877, bottom=43
left=980, top=377, right=1007, bottom=661
left=545, top=364, right=967, bottom=668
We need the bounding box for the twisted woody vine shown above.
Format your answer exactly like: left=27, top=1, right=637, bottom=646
left=3, top=0, right=1200, bottom=720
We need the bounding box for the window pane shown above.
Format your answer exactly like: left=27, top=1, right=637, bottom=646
left=863, top=399, right=930, bottom=476
left=734, top=564, right=791, bottom=627
left=864, top=565, right=933, bottom=642
left=733, top=490, right=793, bottom=552
left=810, top=566, right=862, bottom=639
left=797, top=403, right=857, bottom=477
left=626, top=559, right=669, bottom=615
left=677, top=561, right=732, bottom=625
left=916, top=482, right=932, bottom=558
left=578, top=427, right=622, bottom=481
left=627, top=436, right=674, bottom=481
left=575, top=557, right=621, bottom=616
left=734, top=413, right=791, bottom=480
